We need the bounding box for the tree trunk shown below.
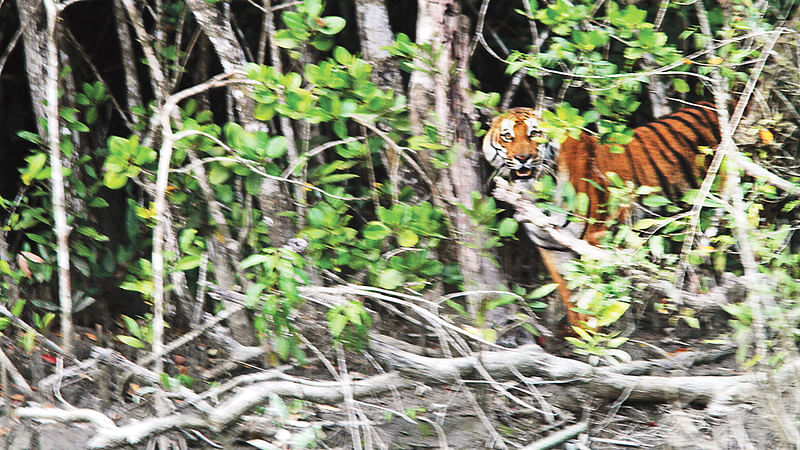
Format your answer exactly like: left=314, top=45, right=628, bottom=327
left=184, top=0, right=304, bottom=345
left=15, top=1, right=48, bottom=137
left=184, top=0, right=258, bottom=131
left=409, top=1, right=507, bottom=322
left=112, top=0, right=142, bottom=123
left=354, top=0, right=402, bottom=93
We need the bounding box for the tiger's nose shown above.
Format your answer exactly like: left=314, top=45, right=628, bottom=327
left=515, top=154, right=532, bottom=163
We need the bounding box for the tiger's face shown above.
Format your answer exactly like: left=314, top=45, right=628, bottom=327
left=482, top=108, right=557, bottom=178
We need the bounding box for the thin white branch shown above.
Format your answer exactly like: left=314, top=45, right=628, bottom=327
left=521, top=421, right=588, bottom=450
left=0, top=345, right=33, bottom=397
left=15, top=406, right=117, bottom=429
left=44, top=0, right=73, bottom=357
left=149, top=72, right=253, bottom=375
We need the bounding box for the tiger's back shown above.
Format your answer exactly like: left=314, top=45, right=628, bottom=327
left=558, top=101, right=720, bottom=243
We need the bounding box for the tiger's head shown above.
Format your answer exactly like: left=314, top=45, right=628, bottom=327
left=482, top=107, right=558, bottom=179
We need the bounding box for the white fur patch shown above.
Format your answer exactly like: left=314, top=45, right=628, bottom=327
left=500, top=119, right=515, bottom=135
left=524, top=116, right=539, bottom=137
left=483, top=133, right=508, bottom=169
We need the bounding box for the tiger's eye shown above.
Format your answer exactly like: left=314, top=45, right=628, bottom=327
left=500, top=132, right=513, bottom=142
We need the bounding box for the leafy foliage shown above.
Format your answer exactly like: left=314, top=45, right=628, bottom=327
left=0, top=0, right=797, bottom=379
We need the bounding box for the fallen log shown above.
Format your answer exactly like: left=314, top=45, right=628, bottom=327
left=369, top=340, right=769, bottom=410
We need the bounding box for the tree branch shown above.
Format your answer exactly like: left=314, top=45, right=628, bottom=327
left=491, top=178, right=611, bottom=261
left=44, top=0, right=73, bottom=357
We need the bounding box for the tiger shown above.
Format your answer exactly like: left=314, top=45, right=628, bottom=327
left=483, top=101, right=720, bottom=326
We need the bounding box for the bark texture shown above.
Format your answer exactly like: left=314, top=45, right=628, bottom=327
left=185, top=0, right=258, bottom=131
left=354, top=0, right=402, bottom=92
left=15, top=0, right=48, bottom=137
left=409, top=1, right=507, bottom=320
left=184, top=0, right=303, bottom=344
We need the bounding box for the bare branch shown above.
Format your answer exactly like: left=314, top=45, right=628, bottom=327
left=491, top=178, right=611, bottom=261
left=521, top=422, right=588, bottom=450
left=44, top=0, right=73, bottom=357
left=15, top=406, right=117, bottom=429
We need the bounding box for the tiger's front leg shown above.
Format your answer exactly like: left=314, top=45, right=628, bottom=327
left=516, top=178, right=591, bottom=328
left=518, top=215, right=589, bottom=328
left=536, top=246, right=589, bottom=329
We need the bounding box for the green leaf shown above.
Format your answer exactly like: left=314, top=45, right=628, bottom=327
left=605, top=172, right=624, bottom=188
left=497, top=218, right=518, bottom=237
left=253, top=102, right=275, bottom=121
left=59, top=107, right=79, bottom=123
left=318, top=16, right=346, bottom=35
left=396, top=229, right=419, bottom=247
left=642, top=195, right=670, bottom=208
left=633, top=218, right=660, bottom=230
left=274, top=29, right=299, bottom=49
left=378, top=269, right=404, bottom=290
left=103, top=171, right=129, bottom=190
left=274, top=335, right=291, bottom=360
left=89, top=197, right=110, bottom=208
left=179, top=228, right=198, bottom=252
left=333, top=46, right=352, bottom=65
left=176, top=255, right=202, bottom=271
left=21, top=152, right=48, bottom=185
left=575, top=192, right=589, bottom=216
left=329, top=313, right=348, bottom=337
left=445, top=299, right=468, bottom=318
left=265, top=136, right=288, bottom=158
left=17, top=131, right=42, bottom=145
left=673, top=78, right=690, bottom=93
left=11, top=299, right=26, bottom=317
left=208, top=165, right=231, bottom=185
left=76, top=226, right=109, bottom=242
left=572, top=326, right=592, bottom=341
left=160, top=372, right=172, bottom=389
left=117, top=335, right=146, bottom=349
left=86, top=107, right=98, bottom=125
left=582, top=110, right=600, bottom=124
left=682, top=316, right=700, bottom=328
left=345, top=303, right=364, bottom=326
left=304, top=0, right=324, bottom=17
left=240, top=254, right=271, bottom=269
left=121, top=314, right=141, bottom=337
left=529, top=283, right=558, bottom=299
left=597, top=301, right=630, bottom=327
left=363, top=221, right=391, bottom=240
left=607, top=336, right=629, bottom=348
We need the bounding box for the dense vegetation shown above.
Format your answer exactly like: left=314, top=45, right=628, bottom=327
left=0, top=0, right=799, bottom=447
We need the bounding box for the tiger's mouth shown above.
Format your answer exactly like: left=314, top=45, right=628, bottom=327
left=508, top=154, right=537, bottom=179
left=514, top=168, right=534, bottom=178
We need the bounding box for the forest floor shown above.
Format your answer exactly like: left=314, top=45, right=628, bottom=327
left=0, top=300, right=787, bottom=449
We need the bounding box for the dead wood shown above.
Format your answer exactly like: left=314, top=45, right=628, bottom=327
left=71, top=372, right=406, bottom=448
left=0, top=346, right=34, bottom=397
left=92, top=347, right=214, bottom=413
left=16, top=337, right=793, bottom=447
left=521, top=421, right=588, bottom=450
left=369, top=339, right=772, bottom=410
